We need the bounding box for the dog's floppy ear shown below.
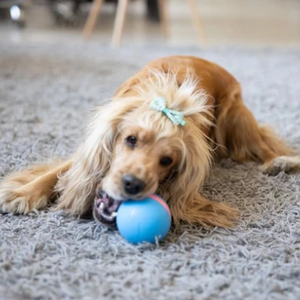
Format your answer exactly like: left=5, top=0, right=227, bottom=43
left=158, top=124, right=238, bottom=228
left=55, top=99, right=139, bottom=215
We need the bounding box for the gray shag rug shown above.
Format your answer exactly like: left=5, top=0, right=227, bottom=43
left=1, top=41, right=300, bottom=300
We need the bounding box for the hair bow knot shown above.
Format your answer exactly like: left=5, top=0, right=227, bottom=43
left=150, top=97, right=186, bottom=126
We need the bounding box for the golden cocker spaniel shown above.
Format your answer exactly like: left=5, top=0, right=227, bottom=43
left=1, top=56, right=299, bottom=228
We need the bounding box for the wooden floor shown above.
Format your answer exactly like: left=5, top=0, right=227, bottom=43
left=1, top=0, right=300, bottom=47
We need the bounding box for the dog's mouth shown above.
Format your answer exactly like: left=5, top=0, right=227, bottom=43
left=93, top=189, right=124, bottom=226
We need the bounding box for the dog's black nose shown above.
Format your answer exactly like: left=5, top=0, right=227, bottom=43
left=122, top=174, right=145, bottom=195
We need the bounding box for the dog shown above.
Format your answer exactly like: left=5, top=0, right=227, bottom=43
left=0, top=55, right=299, bottom=228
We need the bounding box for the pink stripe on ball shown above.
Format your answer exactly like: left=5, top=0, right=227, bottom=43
left=149, top=194, right=171, bottom=216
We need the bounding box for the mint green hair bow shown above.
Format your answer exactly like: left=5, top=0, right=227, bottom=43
left=150, top=97, right=186, bottom=126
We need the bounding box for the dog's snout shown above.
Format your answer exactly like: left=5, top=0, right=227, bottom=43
left=122, top=174, right=145, bottom=195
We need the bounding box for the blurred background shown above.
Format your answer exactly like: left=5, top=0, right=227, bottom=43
left=0, top=0, right=299, bottom=48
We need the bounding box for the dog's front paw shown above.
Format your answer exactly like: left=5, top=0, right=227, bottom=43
left=261, top=156, right=300, bottom=176
left=0, top=182, right=48, bottom=214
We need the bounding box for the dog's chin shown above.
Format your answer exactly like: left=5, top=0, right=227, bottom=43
left=93, top=190, right=124, bottom=226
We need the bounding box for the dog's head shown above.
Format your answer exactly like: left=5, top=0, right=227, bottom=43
left=59, top=71, right=213, bottom=226
left=94, top=102, right=186, bottom=225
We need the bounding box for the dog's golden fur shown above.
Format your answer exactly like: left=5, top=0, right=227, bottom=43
left=1, top=56, right=299, bottom=228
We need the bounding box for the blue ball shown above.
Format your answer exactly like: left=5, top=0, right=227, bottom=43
left=116, top=194, right=171, bottom=244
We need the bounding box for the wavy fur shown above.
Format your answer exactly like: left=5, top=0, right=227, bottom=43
left=1, top=55, right=298, bottom=229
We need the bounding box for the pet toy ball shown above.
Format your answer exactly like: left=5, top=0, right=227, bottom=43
left=116, top=194, right=171, bottom=244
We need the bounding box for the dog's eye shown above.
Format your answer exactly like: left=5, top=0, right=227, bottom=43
left=160, top=157, right=173, bottom=166
left=126, top=136, right=137, bottom=147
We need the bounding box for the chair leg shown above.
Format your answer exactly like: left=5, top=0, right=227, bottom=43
left=186, top=0, right=207, bottom=45
left=112, top=0, right=129, bottom=46
left=158, top=0, right=170, bottom=40
left=83, top=0, right=104, bottom=39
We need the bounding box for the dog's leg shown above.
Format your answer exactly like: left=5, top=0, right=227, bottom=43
left=214, top=86, right=299, bottom=175
left=261, top=155, right=300, bottom=176
left=0, top=161, right=72, bottom=214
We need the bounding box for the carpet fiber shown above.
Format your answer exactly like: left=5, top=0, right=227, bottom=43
left=1, top=42, right=300, bottom=300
